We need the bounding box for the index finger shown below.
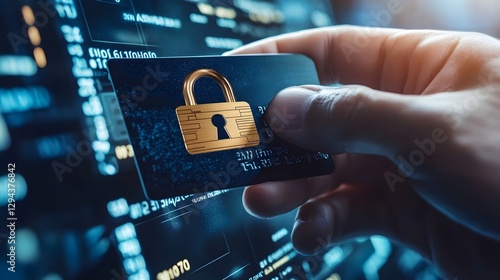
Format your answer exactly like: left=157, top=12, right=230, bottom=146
left=225, top=26, right=443, bottom=91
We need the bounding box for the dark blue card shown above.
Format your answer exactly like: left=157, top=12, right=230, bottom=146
left=107, top=54, right=334, bottom=199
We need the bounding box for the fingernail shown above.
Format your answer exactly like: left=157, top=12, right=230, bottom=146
left=265, top=86, right=317, bottom=132
left=291, top=217, right=327, bottom=256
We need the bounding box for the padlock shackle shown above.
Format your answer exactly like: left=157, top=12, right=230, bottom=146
left=183, top=69, right=236, bottom=106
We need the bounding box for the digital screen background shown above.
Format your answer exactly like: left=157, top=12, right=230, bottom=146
left=0, top=1, right=441, bottom=279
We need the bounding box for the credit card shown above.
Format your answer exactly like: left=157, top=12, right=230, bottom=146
left=107, top=54, right=334, bottom=199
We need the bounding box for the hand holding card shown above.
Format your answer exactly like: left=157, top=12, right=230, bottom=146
left=108, top=54, right=334, bottom=199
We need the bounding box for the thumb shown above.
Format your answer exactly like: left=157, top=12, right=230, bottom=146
left=265, top=85, right=435, bottom=158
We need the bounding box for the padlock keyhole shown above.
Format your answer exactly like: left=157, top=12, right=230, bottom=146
left=211, top=114, right=230, bottom=140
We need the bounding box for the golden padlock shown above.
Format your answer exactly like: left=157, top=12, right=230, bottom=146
left=176, top=69, right=260, bottom=155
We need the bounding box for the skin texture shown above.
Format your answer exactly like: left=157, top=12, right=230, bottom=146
left=226, top=26, right=500, bottom=278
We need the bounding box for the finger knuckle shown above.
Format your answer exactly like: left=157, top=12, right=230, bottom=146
left=305, top=86, right=371, bottom=132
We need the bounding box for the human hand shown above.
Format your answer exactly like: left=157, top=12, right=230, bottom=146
left=226, top=26, right=500, bottom=278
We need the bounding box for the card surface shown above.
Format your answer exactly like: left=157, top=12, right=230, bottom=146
left=108, top=54, right=334, bottom=199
